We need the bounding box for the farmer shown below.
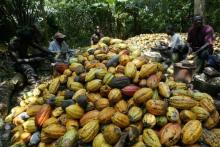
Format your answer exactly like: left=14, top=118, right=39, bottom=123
left=8, top=25, right=50, bottom=85
left=48, top=32, right=70, bottom=62
left=91, top=26, right=104, bottom=45
left=166, top=25, right=187, bottom=62
left=187, top=15, right=215, bottom=73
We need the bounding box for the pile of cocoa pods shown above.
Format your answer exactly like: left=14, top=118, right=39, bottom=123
left=5, top=37, right=220, bottom=147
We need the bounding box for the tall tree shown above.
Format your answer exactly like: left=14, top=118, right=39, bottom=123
left=194, top=0, right=205, bottom=17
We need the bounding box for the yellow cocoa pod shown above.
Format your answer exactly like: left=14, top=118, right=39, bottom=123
left=38, top=83, right=49, bottom=91
left=103, top=73, right=114, bottom=85
left=108, top=88, right=122, bottom=104
left=69, top=63, right=84, bottom=74
left=98, top=107, right=115, bottom=124
left=79, top=120, right=99, bottom=143
left=166, top=107, right=180, bottom=122
left=179, top=110, right=197, bottom=123
left=201, top=129, right=220, bottom=147
left=42, top=117, right=58, bottom=128
left=103, top=124, right=121, bottom=145
left=68, top=82, right=84, bottom=92
left=132, top=56, right=146, bottom=69
left=191, top=106, right=210, bottom=121
left=59, top=75, right=68, bottom=84
left=128, top=106, right=143, bottom=123
left=26, top=105, right=42, bottom=116
left=142, top=113, right=156, bottom=128
left=20, top=132, right=31, bottom=143
left=72, top=89, right=87, bottom=101
left=119, top=54, right=130, bottom=66
left=95, top=98, right=110, bottom=111
left=80, top=110, right=99, bottom=126
left=40, top=131, right=54, bottom=144
left=204, top=110, right=219, bottom=129
left=86, top=79, right=102, bottom=92
left=192, top=92, right=214, bottom=103
left=52, top=107, right=64, bottom=117
left=114, top=100, right=128, bottom=114
left=133, top=71, right=140, bottom=84
left=85, top=68, right=97, bottom=82
left=96, top=68, right=108, bottom=79
left=112, top=112, right=130, bottom=128
left=43, top=124, right=66, bottom=139
left=132, top=141, right=145, bottom=147
left=181, top=120, right=202, bottom=145
left=23, top=118, right=37, bottom=133
left=133, top=88, right=153, bottom=105
left=169, top=96, right=197, bottom=109
left=200, top=98, right=215, bottom=113
left=211, top=129, right=220, bottom=140
left=93, top=133, right=111, bottom=147
left=48, top=78, right=60, bottom=94
left=124, top=62, right=137, bottom=78
left=158, top=82, right=170, bottom=98
left=63, top=69, right=72, bottom=76
left=139, top=63, right=158, bottom=78
left=66, top=104, right=84, bottom=119
left=66, top=119, right=79, bottom=130
left=143, top=129, right=161, bottom=147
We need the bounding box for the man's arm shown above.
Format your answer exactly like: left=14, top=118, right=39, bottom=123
left=90, top=35, right=94, bottom=45
left=204, top=26, right=214, bottom=45
left=11, top=51, right=44, bottom=63
left=186, top=28, right=194, bottom=54
left=30, top=42, right=51, bottom=54
left=169, top=34, right=180, bottom=52
left=204, top=25, right=214, bottom=53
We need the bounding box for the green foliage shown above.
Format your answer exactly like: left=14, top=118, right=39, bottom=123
left=0, top=0, right=45, bottom=42
left=206, top=0, right=220, bottom=31
left=1, top=0, right=220, bottom=46
left=45, top=0, right=194, bottom=47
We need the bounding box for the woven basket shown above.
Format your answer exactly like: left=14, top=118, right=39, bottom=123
left=193, top=76, right=220, bottom=96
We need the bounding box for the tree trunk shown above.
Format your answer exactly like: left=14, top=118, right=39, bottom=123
left=194, top=0, right=205, bottom=17
left=40, top=0, right=48, bottom=45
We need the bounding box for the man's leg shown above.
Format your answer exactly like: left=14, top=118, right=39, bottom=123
left=195, top=49, right=210, bottom=73
left=20, top=64, right=38, bottom=85
left=195, top=57, right=205, bottom=73
left=171, top=53, right=179, bottom=63
left=181, top=44, right=189, bottom=60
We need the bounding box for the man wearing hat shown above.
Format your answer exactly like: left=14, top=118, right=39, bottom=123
left=187, top=15, right=215, bottom=73
left=91, top=26, right=104, bottom=45
left=48, top=32, right=70, bottom=62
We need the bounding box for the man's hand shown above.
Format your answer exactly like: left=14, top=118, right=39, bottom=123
left=186, top=54, right=194, bottom=60
left=188, top=47, right=193, bottom=53
left=17, top=59, right=23, bottom=63
left=34, top=57, right=44, bottom=61
left=24, top=59, right=29, bottom=62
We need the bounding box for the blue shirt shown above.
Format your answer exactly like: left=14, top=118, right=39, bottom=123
left=48, top=40, right=69, bottom=53
left=169, top=33, right=184, bottom=49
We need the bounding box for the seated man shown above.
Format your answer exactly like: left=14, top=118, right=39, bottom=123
left=91, top=26, right=104, bottom=45
left=48, top=32, right=70, bottom=62
left=8, top=25, right=50, bottom=85
left=166, top=25, right=187, bottom=62
left=187, top=15, right=215, bottom=73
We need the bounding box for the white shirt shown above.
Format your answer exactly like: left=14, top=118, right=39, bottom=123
left=48, top=40, right=69, bottom=53
left=169, top=33, right=184, bottom=49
